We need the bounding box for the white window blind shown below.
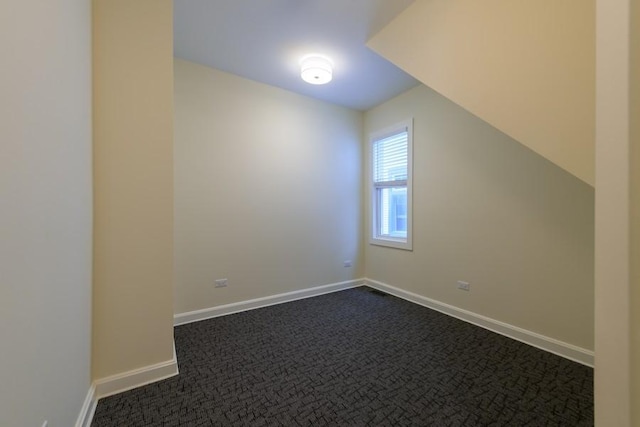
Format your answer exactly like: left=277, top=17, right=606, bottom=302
left=373, top=130, right=408, bottom=185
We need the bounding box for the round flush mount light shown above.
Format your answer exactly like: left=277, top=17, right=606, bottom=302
left=300, top=54, right=333, bottom=85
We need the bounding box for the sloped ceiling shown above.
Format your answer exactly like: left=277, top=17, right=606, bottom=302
left=174, top=0, right=420, bottom=111
left=368, top=0, right=595, bottom=186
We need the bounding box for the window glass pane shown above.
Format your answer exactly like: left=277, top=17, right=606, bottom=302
left=373, top=131, right=408, bottom=183
left=377, top=187, right=407, bottom=238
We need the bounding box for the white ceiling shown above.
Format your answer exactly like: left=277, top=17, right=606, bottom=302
left=173, top=0, right=420, bottom=111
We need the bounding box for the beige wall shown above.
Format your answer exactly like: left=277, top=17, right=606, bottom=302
left=0, top=0, right=92, bottom=425
left=368, top=0, right=595, bottom=186
left=364, top=85, right=595, bottom=350
left=632, top=1, right=640, bottom=423
left=174, top=59, right=363, bottom=314
left=594, top=0, right=634, bottom=424
left=93, top=0, right=175, bottom=379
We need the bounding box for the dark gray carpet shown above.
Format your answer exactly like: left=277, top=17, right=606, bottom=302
left=92, top=287, right=593, bottom=426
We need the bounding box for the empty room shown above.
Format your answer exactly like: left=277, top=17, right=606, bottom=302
left=2, top=0, right=638, bottom=426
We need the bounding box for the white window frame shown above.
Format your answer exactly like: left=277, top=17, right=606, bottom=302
left=369, top=119, right=413, bottom=251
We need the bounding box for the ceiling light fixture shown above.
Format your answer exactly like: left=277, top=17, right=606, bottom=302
left=300, top=54, right=333, bottom=85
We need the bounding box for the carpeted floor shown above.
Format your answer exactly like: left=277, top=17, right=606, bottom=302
left=92, top=287, right=593, bottom=426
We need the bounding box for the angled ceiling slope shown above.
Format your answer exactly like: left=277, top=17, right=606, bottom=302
left=369, top=0, right=595, bottom=186
left=174, top=0, right=420, bottom=111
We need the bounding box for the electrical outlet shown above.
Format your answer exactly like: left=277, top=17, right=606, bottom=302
left=457, top=281, right=470, bottom=291
left=214, top=278, right=228, bottom=288
left=343, top=260, right=352, bottom=267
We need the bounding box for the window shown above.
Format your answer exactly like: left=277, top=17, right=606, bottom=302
left=370, top=119, right=412, bottom=250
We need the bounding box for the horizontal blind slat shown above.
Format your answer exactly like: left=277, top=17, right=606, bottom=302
left=373, top=180, right=407, bottom=188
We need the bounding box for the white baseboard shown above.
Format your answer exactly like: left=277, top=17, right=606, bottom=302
left=174, top=279, right=365, bottom=326
left=93, top=341, right=179, bottom=399
left=75, top=385, right=96, bottom=427
left=364, top=278, right=594, bottom=367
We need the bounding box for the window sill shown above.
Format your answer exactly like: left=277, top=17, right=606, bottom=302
left=369, top=237, right=412, bottom=251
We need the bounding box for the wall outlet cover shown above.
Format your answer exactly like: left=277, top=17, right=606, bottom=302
left=457, top=281, right=470, bottom=291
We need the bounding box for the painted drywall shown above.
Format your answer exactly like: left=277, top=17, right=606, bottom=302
left=368, top=0, right=595, bottom=186
left=632, top=1, right=640, bottom=423
left=594, top=0, right=636, bottom=424
left=364, top=85, right=595, bottom=351
left=174, top=59, right=363, bottom=314
left=0, top=0, right=92, bottom=425
left=93, top=0, right=175, bottom=379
